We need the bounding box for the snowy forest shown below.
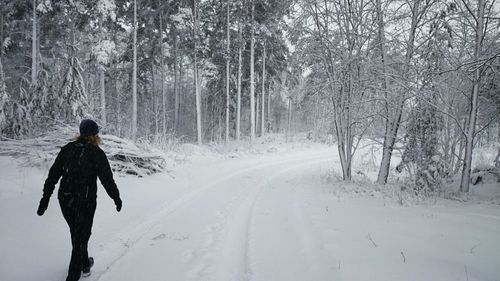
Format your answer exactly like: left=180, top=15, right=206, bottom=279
left=0, top=0, right=499, bottom=191
left=1, top=0, right=500, bottom=280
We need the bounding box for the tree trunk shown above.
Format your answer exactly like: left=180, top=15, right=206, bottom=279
left=249, top=0, right=256, bottom=143
left=193, top=0, right=202, bottom=145
left=112, top=31, right=120, bottom=136
left=460, top=0, right=485, bottom=192
left=160, top=12, right=167, bottom=136
left=497, top=120, right=500, bottom=143
left=236, top=19, right=242, bottom=141
left=1, top=0, right=4, bottom=62
left=100, top=69, right=106, bottom=127
left=374, top=0, right=391, bottom=184
left=256, top=92, right=260, bottom=134
left=376, top=0, right=420, bottom=184
left=267, top=80, right=271, bottom=132
left=173, top=29, right=179, bottom=133
left=225, top=0, right=230, bottom=143
left=152, top=60, right=159, bottom=136
left=31, top=0, right=37, bottom=85
left=179, top=61, right=184, bottom=133
left=287, top=97, right=292, bottom=138
left=116, top=80, right=121, bottom=136
left=261, top=41, right=266, bottom=137
left=131, top=0, right=138, bottom=139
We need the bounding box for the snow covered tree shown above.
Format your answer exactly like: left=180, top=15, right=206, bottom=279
left=459, top=0, right=486, bottom=192
left=376, top=0, right=435, bottom=185
left=397, top=101, right=447, bottom=191
left=59, top=55, right=89, bottom=122
left=132, top=0, right=138, bottom=139
left=93, top=0, right=118, bottom=128
left=0, top=61, right=9, bottom=133
left=9, top=86, right=32, bottom=137
left=295, top=0, right=379, bottom=180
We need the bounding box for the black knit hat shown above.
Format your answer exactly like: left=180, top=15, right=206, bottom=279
left=79, top=119, right=99, bottom=137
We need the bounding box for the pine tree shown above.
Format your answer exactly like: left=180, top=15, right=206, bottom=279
left=29, top=65, right=57, bottom=132
left=59, top=55, right=89, bottom=122
left=9, top=86, right=31, bottom=137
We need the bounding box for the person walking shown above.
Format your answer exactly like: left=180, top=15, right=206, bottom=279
left=36, top=119, right=122, bottom=281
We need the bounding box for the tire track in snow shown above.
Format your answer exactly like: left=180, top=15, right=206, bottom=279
left=91, top=149, right=332, bottom=281
left=198, top=157, right=335, bottom=281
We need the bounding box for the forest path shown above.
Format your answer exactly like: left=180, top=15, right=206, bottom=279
left=93, top=148, right=336, bottom=281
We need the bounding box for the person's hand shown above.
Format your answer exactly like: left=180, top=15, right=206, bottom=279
left=37, top=197, right=49, bottom=216
left=115, top=198, right=122, bottom=212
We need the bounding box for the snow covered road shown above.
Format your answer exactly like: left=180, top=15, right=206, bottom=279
left=1, top=145, right=500, bottom=281
left=94, top=149, right=336, bottom=281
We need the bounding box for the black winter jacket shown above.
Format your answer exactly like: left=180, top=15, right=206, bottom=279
left=42, top=139, right=120, bottom=202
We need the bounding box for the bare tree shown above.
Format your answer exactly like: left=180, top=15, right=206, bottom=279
left=374, top=0, right=389, bottom=184
left=460, top=0, right=486, bottom=192
left=304, top=0, right=375, bottom=180
left=376, top=0, right=432, bottom=184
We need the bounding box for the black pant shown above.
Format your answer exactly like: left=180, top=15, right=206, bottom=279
left=59, top=194, right=96, bottom=281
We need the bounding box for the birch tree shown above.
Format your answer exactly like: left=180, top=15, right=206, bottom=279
left=460, top=0, right=486, bottom=192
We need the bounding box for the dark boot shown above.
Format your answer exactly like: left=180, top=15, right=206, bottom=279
left=82, top=257, right=94, bottom=277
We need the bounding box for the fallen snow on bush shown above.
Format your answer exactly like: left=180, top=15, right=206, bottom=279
left=0, top=127, right=169, bottom=177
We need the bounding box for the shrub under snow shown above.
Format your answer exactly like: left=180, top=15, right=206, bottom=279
left=0, top=127, right=167, bottom=177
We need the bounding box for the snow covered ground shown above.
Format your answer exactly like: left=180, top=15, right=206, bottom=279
left=1, top=141, right=499, bottom=281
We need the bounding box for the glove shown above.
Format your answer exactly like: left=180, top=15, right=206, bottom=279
left=115, top=198, right=122, bottom=212
left=37, top=197, right=50, bottom=216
